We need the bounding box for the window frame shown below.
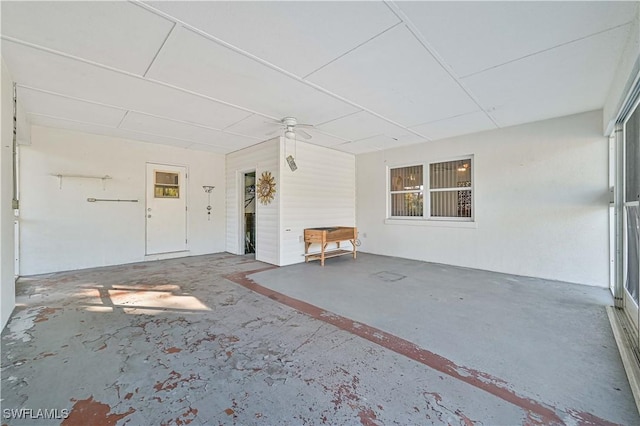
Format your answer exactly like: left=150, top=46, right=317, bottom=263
left=388, top=163, right=425, bottom=219
left=387, top=155, right=474, bottom=223
left=427, top=156, right=474, bottom=222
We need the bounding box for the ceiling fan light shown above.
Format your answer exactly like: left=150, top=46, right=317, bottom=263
left=284, top=130, right=296, bottom=139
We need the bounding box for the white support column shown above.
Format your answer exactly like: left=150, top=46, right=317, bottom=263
left=0, top=59, right=16, bottom=330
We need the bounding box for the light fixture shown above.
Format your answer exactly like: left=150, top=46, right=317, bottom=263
left=286, top=155, right=297, bottom=171
left=457, top=164, right=469, bottom=172
left=284, top=127, right=298, bottom=171
left=202, top=186, right=214, bottom=220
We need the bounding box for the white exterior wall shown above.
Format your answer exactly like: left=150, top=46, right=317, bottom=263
left=1, top=60, right=16, bottom=329
left=19, top=126, right=226, bottom=275
left=356, top=110, right=609, bottom=287
left=280, top=139, right=356, bottom=266
left=226, top=138, right=280, bottom=265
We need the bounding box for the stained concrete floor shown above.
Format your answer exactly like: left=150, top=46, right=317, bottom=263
left=0, top=252, right=638, bottom=425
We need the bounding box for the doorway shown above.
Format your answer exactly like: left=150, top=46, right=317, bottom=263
left=244, top=171, right=256, bottom=255
left=623, top=99, right=640, bottom=344
left=614, top=88, right=640, bottom=357
left=146, top=163, right=187, bottom=255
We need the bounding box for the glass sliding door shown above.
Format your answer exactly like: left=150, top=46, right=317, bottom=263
left=623, top=98, right=640, bottom=343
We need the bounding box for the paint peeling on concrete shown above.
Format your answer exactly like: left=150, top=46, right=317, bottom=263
left=62, top=396, right=135, bottom=426
left=2, top=254, right=635, bottom=425
left=153, top=370, right=198, bottom=392
left=168, top=406, right=198, bottom=425
left=34, top=307, right=61, bottom=323
left=4, top=307, right=40, bottom=342
left=358, top=407, right=381, bottom=426
left=566, top=409, right=621, bottom=426
left=225, top=268, right=621, bottom=426
left=423, top=392, right=478, bottom=426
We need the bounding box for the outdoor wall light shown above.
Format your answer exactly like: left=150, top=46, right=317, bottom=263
left=203, top=186, right=215, bottom=220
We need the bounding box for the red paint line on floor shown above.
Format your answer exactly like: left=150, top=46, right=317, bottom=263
left=225, top=268, right=618, bottom=426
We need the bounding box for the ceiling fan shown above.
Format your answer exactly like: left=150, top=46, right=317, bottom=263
left=266, top=117, right=314, bottom=172
left=266, top=116, right=314, bottom=140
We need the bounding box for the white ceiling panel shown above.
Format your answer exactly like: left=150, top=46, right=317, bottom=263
left=410, top=111, right=496, bottom=141
left=395, top=133, right=429, bottom=147
left=317, top=111, right=411, bottom=141
left=223, top=114, right=280, bottom=139
left=145, top=1, right=400, bottom=78
left=333, top=141, right=382, bottom=155
left=1, top=1, right=174, bottom=75
left=1, top=39, right=254, bottom=130
left=336, top=136, right=389, bottom=155
left=397, top=1, right=638, bottom=77
left=29, top=115, right=194, bottom=149
left=462, top=25, right=630, bottom=128
left=121, top=112, right=260, bottom=150
left=486, top=101, right=594, bottom=131
left=18, top=87, right=126, bottom=128
left=340, top=133, right=428, bottom=154
left=296, top=129, right=349, bottom=148
left=145, top=27, right=359, bottom=125
left=2, top=2, right=635, bottom=156
left=307, top=25, right=478, bottom=127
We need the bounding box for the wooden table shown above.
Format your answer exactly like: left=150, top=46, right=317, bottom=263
left=304, top=227, right=357, bottom=266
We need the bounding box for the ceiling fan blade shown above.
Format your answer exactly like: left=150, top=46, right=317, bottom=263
left=297, top=123, right=314, bottom=129
left=265, top=128, right=281, bottom=136
left=297, top=129, right=312, bottom=139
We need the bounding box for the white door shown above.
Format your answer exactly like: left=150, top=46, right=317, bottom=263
left=146, top=163, right=187, bottom=255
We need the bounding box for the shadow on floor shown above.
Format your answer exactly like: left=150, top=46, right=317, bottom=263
left=1, top=252, right=637, bottom=425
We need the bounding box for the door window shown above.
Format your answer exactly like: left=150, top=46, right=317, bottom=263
left=154, top=171, right=180, bottom=198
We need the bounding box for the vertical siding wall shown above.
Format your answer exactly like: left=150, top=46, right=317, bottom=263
left=19, top=126, right=226, bottom=275
left=226, top=138, right=280, bottom=265
left=280, top=139, right=356, bottom=266
left=356, top=111, right=610, bottom=286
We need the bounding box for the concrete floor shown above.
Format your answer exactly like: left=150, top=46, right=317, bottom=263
left=1, top=253, right=638, bottom=425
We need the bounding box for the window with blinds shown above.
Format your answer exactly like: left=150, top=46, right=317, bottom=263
left=429, top=159, right=472, bottom=218
left=389, top=165, right=424, bottom=217
left=388, top=157, right=473, bottom=220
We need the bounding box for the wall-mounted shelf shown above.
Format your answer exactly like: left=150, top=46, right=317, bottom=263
left=52, top=174, right=112, bottom=190
left=87, top=198, right=138, bottom=203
